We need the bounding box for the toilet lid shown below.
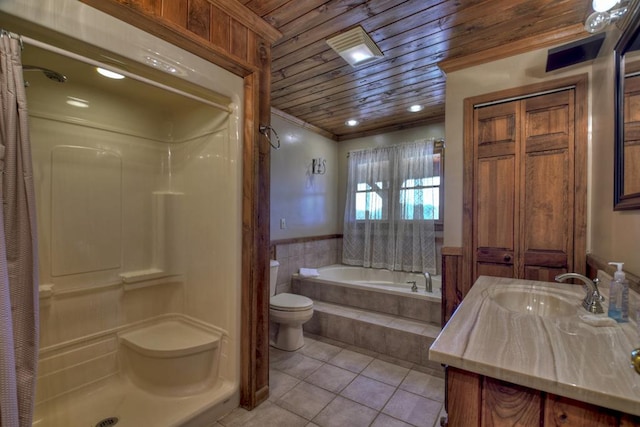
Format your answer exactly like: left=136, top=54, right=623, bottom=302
left=270, top=293, right=313, bottom=311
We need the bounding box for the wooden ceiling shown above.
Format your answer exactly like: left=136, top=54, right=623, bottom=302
left=240, top=0, right=592, bottom=140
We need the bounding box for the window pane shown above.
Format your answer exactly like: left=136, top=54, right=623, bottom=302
left=400, top=187, right=439, bottom=220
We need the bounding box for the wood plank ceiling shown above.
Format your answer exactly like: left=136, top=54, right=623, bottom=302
left=239, top=0, right=592, bottom=140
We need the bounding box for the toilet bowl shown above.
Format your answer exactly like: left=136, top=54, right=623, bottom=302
left=269, top=260, right=313, bottom=351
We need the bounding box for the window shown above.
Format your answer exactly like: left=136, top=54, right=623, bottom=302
left=353, top=150, right=442, bottom=221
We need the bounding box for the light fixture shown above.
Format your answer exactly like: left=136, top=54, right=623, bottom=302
left=96, top=67, right=125, bottom=79
left=326, top=26, right=384, bottom=67
left=592, top=0, right=619, bottom=12
left=584, top=6, right=628, bottom=33
left=66, top=96, right=89, bottom=108
left=345, top=119, right=359, bottom=126
left=408, top=105, right=423, bottom=112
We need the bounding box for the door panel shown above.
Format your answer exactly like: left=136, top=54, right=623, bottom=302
left=521, top=91, right=574, bottom=276
left=472, top=89, right=576, bottom=283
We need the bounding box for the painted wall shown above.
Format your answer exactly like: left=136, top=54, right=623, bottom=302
left=269, top=113, right=339, bottom=240
left=443, top=43, right=594, bottom=249
left=443, top=30, right=640, bottom=277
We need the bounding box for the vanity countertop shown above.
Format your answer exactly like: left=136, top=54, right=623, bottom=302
left=429, top=276, right=640, bottom=416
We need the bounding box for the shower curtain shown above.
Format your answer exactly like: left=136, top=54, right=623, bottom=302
left=343, top=139, right=437, bottom=274
left=0, top=33, right=39, bottom=427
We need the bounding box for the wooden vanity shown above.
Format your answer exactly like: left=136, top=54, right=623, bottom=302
left=429, top=276, right=640, bottom=426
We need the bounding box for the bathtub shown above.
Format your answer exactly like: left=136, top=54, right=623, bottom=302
left=312, top=264, right=441, bottom=299
left=292, top=264, right=441, bottom=325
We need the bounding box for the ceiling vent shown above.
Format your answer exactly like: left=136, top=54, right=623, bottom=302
left=545, top=33, right=605, bottom=72
left=326, top=26, right=384, bottom=67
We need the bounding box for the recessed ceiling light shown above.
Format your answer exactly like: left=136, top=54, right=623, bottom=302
left=408, top=105, right=423, bottom=112
left=345, top=119, right=359, bottom=126
left=96, top=67, right=125, bottom=79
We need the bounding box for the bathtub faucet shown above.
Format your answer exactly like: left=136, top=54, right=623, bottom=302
left=407, top=281, right=418, bottom=292
left=424, top=272, right=432, bottom=293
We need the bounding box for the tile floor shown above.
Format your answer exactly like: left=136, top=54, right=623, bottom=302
left=217, top=333, right=446, bottom=427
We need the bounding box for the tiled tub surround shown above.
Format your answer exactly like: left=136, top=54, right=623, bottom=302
left=293, top=266, right=442, bottom=369
left=429, top=276, right=640, bottom=417
left=273, top=238, right=342, bottom=294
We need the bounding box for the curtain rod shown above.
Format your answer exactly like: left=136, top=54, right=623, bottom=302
left=0, top=29, right=24, bottom=49
left=346, top=138, right=445, bottom=157
left=13, top=31, right=232, bottom=114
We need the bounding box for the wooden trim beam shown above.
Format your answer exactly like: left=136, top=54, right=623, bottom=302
left=208, top=0, right=282, bottom=43
left=438, top=24, right=586, bottom=74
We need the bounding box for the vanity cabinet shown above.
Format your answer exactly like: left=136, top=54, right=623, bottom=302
left=445, top=367, right=640, bottom=427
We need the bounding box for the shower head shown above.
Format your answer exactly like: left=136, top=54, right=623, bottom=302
left=23, top=65, right=67, bottom=83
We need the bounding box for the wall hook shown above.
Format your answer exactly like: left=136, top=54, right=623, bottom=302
left=259, top=125, right=280, bottom=149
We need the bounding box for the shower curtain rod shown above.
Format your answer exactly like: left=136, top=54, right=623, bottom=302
left=0, top=29, right=24, bottom=49
left=16, top=33, right=232, bottom=114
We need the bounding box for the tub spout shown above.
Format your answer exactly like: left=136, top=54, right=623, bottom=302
left=424, top=272, right=432, bottom=293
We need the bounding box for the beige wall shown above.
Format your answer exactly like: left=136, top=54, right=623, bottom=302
left=443, top=43, right=593, bottom=246
left=270, top=119, right=445, bottom=239
left=443, top=30, right=640, bottom=277
left=270, top=113, right=340, bottom=240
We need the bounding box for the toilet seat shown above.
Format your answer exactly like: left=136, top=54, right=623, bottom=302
left=270, top=293, right=313, bottom=312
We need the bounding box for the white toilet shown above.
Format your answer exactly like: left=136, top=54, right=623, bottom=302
left=269, top=260, right=313, bottom=351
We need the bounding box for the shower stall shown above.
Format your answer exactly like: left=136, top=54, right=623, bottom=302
left=1, top=2, right=244, bottom=426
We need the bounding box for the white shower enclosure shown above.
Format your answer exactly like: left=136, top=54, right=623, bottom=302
left=1, top=1, right=244, bottom=426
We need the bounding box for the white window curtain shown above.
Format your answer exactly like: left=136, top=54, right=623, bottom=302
left=0, top=33, right=40, bottom=427
left=343, top=139, right=437, bottom=273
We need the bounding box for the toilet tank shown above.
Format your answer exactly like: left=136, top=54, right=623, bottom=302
left=269, top=260, right=279, bottom=296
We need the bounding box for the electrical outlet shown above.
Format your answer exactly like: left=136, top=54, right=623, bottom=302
left=280, top=218, right=286, bottom=229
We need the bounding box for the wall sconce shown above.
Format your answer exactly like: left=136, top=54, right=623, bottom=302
left=585, top=0, right=628, bottom=33
left=312, top=158, right=326, bottom=175
left=326, top=26, right=384, bottom=67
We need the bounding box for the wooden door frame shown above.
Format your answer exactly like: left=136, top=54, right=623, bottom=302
left=462, top=74, right=588, bottom=293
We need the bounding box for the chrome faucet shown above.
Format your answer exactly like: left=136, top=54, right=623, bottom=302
left=424, top=272, right=432, bottom=293
left=407, top=280, right=418, bottom=292
left=555, top=273, right=604, bottom=314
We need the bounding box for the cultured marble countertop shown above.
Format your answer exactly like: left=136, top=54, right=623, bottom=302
left=429, top=276, right=640, bottom=416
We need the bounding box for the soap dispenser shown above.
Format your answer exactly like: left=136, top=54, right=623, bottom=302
left=607, top=262, right=629, bottom=323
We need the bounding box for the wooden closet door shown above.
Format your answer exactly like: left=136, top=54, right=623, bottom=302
left=472, top=89, right=576, bottom=283
left=473, top=101, right=520, bottom=279
left=520, top=90, right=574, bottom=280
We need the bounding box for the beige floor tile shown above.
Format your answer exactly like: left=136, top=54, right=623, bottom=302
left=300, top=339, right=343, bottom=362
left=269, top=369, right=301, bottom=401
left=305, top=363, right=357, bottom=393
left=328, top=348, right=374, bottom=373
left=313, top=396, right=378, bottom=427
left=219, top=401, right=307, bottom=427
left=382, top=389, right=442, bottom=427
left=361, top=359, right=410, bottom=387
left=276, top=381, right=336, bottom=420
left=370, top=413, right=414, bottom=427
left=340, top=375, right=395, bottom=411
left=399, top=370, right=445, bottom=402
left=271, top=353, right=324, bottom=380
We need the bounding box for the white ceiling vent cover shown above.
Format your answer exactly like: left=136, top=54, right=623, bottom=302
left=326, top=26, right=384, bottom=67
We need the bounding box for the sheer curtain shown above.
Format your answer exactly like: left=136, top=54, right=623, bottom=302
left=343, top=139, right=437, bottom=274
left=0, top=33, right=39, bottom=427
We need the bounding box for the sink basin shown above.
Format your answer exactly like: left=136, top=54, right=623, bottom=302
left=491, top=287, right=577, bottom=317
